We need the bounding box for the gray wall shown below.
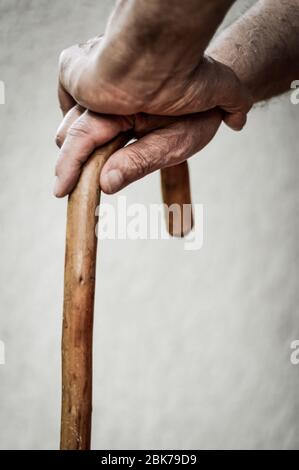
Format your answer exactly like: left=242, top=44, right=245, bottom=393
left=0, top=0, right=299, bottom=450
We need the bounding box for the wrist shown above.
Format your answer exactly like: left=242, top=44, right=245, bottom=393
left=207, top=38, right=257, bottom=104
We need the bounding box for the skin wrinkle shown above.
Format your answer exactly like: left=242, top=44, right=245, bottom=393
left=98, top=110, right=221, bottom=193
left=164, top=60, right=217, bottom=114
left=124, top=148, right=151, bottom=179
left=209, top=0, right=299, bottom=103
left=97, top=0, right=232, bottom=93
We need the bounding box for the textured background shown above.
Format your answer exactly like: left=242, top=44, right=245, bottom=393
left=0, top=0, right=299, bottom=450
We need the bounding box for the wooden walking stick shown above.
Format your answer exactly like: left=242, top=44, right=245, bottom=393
left=60, top=134, right=130, bottom=450
left=60, top=136, right=194, bottom=450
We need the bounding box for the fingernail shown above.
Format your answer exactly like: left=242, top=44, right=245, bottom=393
left=101, top=169, right=123, bottom=193
left=53, top=176, right=61, bottom=197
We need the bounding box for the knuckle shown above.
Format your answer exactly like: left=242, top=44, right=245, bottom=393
left=68, top=120, right=92, bottom=140
left=125, top=147, right=152, bottom=178
left=58, top=48, right=70, bottom=72
left=66, top=118, right=96, bottom=153
left=71, top=77, right=92, bottom=109
left=55, top=132, right=64, bottom=148
left=71, top=78, right=83, bottom=103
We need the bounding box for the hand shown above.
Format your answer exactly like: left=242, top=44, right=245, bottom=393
left=54, top=106, right=222, bottom=196
left=56, top=1, right=252, bottom=198
left=58, top=35, right=252, bottom=131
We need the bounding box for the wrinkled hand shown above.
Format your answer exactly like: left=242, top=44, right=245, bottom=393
left=55, top=31, right=252, bottom=197
left=54, top=106, right=222, bottom=196
left=58, top=36, right=251, bottom=130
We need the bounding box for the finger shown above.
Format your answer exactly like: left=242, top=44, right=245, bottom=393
left=55, top=104, right=85, bottom=148
left=100, top=109, right=222, bottom=194
left=58, top=45, right=88, bottom=111
left=223, top=110, right=247, bottom=131
left=197, top=57, right=252, bottom=130
left=58, top=39, right=103, bottom=112
left=54, top=111, right=185, bottom=197
left=149, top=56, right=252, bottom=131
left=54, top=111, right=133, bottom=197
left=58, top=82, right=76, bottom=116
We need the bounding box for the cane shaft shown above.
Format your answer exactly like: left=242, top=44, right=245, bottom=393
left=60, top=134, right=129, bottom=450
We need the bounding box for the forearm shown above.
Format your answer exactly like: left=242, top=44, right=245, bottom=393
left=208, top=0, right=299, bottom=103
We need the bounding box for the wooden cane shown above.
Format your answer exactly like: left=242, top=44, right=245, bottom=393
left=60, top=135, right=193, bottom=450
left=60, top=133, right=130, bottom=450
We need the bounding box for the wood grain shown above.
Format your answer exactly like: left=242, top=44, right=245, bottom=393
left=60, top=134, right=130, bottom=450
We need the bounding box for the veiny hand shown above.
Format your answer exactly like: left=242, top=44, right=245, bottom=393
left=55, top=33, right=252, bottom=197
left=54, top=106, right=222, bottom=196
left=58, top=35, right=252, bottom=131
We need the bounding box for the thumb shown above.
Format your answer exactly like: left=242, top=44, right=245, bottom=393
left=100, top=110, right=222, bottom=194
